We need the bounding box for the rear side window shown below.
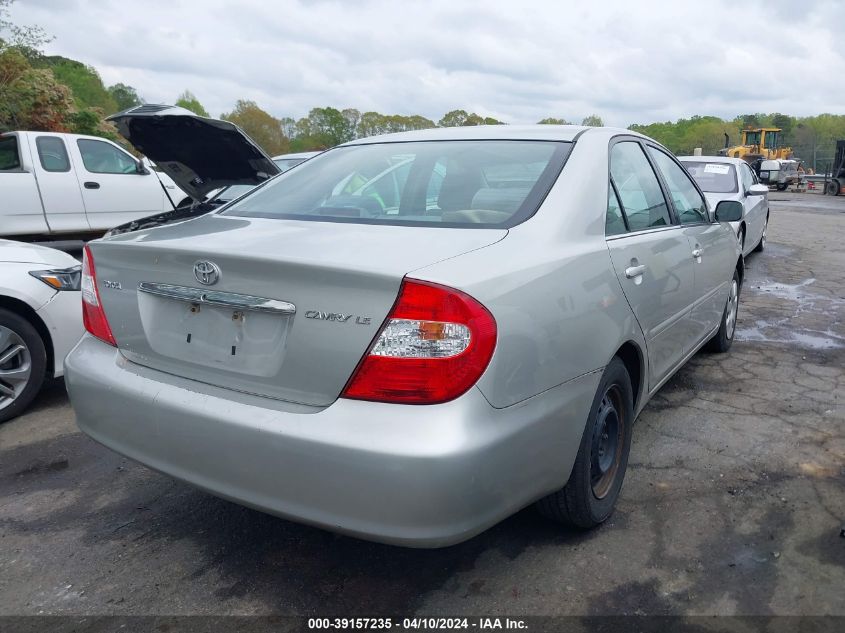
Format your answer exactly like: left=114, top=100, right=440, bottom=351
left=610, top=142, right=671, bottom=231
left=648, top=147, right=708, bottom=224
left=0, top=135, right=22, bottom=171
left=77, top=139, right=138, bottom=174
left=224, top=140, right=572, bottom=228
left=36, top=136, right=71, bottom=172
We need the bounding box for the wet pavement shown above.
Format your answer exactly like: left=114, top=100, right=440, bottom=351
left=1, top=193, right=843, bottom=617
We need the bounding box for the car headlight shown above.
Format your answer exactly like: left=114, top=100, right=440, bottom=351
left=29, top=265, right=82, bottom=291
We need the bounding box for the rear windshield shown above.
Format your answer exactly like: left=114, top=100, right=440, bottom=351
left=223, top=140, right=571, bottom=228
left=682, top=161, right=738, bottom=194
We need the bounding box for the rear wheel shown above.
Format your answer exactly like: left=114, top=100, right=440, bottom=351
left=705, top=270, right=740, bottom=353
left=0, top=309, right=47, bottom=423
left=754, top=217, right=768, bottom=252
left=536, top=357, right=634, bottom=528
left=776, top=183, right=788, bottom=191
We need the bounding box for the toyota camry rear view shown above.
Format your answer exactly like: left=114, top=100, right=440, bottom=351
left=65, top=124, right=743, bottom=547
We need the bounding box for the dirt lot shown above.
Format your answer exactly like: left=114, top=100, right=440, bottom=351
left=1, top=192, right=843, bottom=617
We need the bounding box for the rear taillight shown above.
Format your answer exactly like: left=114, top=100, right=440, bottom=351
left=342, top=279, right=496, bottom=404
left=81, top=245, right=116, bottom=346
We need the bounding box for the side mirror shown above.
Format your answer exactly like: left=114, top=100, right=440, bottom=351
left=747, top=184, right=768, bottom=196
left=715, top=200, right=743, bottom=222
left=136, top=161, right=149, bottom=175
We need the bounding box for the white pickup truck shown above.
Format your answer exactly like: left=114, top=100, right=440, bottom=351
left=0, top=131, right=191, bottom=237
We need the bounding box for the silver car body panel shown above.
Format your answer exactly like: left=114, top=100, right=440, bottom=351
left=66, top=125, right=741, bottom=546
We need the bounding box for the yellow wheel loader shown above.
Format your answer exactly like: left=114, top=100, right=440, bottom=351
left=719, top=128, right=793, bottom=162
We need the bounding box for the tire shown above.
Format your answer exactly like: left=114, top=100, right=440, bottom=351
left=705, top=270, right=740, bottom=353
left=825, top=180, right=840, bottom=196
left=536, top=357, right=634, bottom=529
left=753, top=217, right=768, bottom=252
left=776, top=183, right=788, bottom=191
left=0, top=308, right=47, bottom=423
left=737, top=226, right=745, bottom=254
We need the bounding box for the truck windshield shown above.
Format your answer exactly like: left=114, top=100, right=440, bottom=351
left=222, top=140, right=571, bottom=229
left=681, top=161, right=738, bottom=193
left=744, top=131, right=761, bottom=146
left=765, top=131, right=780, bottom=148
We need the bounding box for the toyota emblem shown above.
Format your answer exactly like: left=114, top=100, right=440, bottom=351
left=193, top=260, right=220, bottom=285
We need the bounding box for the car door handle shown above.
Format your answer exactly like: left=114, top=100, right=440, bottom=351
left=84, top=181, right=100, bottom=189
left=691, top=248, right=702, bottom=258
left=625, top=265, right=646, bottom=279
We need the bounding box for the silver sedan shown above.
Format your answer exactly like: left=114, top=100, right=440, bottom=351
left=65, top=125, right=743, bottom=547
left=679, top=155, right=769, bottom=257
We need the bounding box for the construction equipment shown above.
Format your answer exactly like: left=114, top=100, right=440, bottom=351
left=824, top=140, right=845, bottom=196
left=719, top=128, right=793, bottom=162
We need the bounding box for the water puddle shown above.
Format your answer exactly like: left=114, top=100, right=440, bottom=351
left=736, top=278, right=845, bottom=349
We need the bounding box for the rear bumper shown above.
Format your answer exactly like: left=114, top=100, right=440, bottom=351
left=65, top=334, right=599, bottom=547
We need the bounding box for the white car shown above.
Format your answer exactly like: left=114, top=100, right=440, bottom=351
left=679, top=156, right=769, bottom=257
left=272, top=151, right=320, bottom=172
left=0, top=240, right=82, bottom=422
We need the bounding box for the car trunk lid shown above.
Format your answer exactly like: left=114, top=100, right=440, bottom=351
left=91, top=215, right=505, bottom=406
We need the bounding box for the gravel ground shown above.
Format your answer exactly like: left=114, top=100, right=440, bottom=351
left=1, top=192, right=843, bottom=617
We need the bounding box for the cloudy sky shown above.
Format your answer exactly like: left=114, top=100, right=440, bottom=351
left=11, top=0, right=845, bottom=126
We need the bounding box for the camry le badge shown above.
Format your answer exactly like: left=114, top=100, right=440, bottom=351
left=305, top=311, right=371, bottom=325
left=194, top=260, right=221, bottom=286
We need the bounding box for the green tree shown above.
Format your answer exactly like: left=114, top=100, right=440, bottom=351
left=581, top=114, right=603, bottom=127
left=438, top=109, right=469, bottom=127
left=175, top=90, right=209, bottom=117
left=739, top=113, right=763, bottom=128
left=356, top=112, right=406, bottom=137
left=630, top=115, right=738, bottom=155
left=298, top=106, right=356, bottom=147
left=538, top=117, right=570, bottom=125
left=794, top=114, right=845, bottom=171
left=221, top=99, right=289, bottom=155
left=279, top=116, right=297, bottom=139
left=438, top=109, right=504, bottom=127
left=342, top=108, right=360, bottom=139
left=0, top=47, right=74, bottom=131
left=403, top=114, right=436, bottom=131
left=40, top=56, right=117, bottom=113
left=108, top=83, right=143, bottom=111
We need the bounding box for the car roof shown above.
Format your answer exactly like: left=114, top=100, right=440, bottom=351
left=678, top=155, right=746, bottom=165
left=341, top=125, right=641, bottom=145
left=273, top=151, right=321, bottom=159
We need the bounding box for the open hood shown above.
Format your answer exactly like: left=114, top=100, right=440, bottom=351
left=107, top=104, right=281, bottom=202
